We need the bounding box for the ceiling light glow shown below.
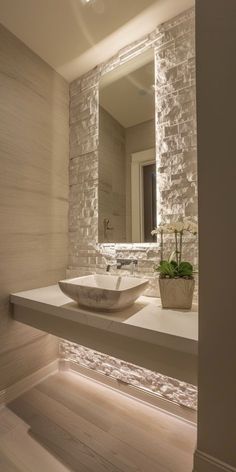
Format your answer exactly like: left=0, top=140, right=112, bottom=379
left=80, top=0, right=94, bottom=5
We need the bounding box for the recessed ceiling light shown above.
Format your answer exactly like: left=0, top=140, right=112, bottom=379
left=80, top=0, right=94, bottom=5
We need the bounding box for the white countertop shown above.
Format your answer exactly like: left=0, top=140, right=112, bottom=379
left=11, top=284, right=198, bottom=355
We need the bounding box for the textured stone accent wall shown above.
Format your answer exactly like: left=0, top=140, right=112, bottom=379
left=68, top=7, right=197, bottom=279
left=96, top=243, right=161, bottom=297
left=65, top=8, right=198, bottom=410
left=60, top=342, right=197, bottom=410
left=155, top=10, right=197, bottom=264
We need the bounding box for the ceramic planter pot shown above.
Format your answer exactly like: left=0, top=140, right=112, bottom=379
left=159, top=277, right=195, bottom=310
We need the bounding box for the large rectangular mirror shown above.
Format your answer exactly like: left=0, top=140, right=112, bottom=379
left=98, top=48, right=156, bottom=243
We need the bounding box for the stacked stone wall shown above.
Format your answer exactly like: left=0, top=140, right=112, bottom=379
left=64, top=8, right=197, bottom=408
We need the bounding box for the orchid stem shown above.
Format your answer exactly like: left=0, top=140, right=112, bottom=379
left=160, top=230, right=164, bottom=262
left=179, top=231, right=183, bottom=264
left=174, top=231, right=179, bottom=265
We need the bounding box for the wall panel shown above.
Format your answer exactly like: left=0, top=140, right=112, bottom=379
left=0, top=24, right=69, bottom=393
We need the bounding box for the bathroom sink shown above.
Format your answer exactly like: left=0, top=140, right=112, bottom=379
left=58, top=274, right=149, bottom=312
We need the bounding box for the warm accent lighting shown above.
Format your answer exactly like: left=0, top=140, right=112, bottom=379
left=60, top=342, right=198, bottom=411
left=80, top=0, right=94, bottom=5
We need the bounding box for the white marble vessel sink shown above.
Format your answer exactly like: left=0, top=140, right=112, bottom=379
left=58, top=274, right=149, bottom=311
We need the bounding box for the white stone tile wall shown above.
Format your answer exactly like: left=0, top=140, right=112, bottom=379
left=60, top=342, right=197, bottom=411
left=68, top=7, right=197, bottom=281
left=64, top=8, right=198, bottom=409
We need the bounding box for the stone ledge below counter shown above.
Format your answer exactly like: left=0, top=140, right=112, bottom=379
left=11, top=285, right=198, bottom=385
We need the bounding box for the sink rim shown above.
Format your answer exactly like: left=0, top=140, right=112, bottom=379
left=58, top=274, right=149, bottom=294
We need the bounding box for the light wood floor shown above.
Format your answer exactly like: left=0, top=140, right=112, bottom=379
left=0, top=371, right=196, bottom=472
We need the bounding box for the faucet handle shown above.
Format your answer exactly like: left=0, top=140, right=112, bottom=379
left=106, top=261, right=118, bottom=272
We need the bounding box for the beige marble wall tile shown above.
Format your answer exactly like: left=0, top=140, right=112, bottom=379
left=0, top=24, right=69, bottom=393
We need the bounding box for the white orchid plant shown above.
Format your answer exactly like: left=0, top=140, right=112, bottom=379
left=151, top=219, right=198, bottom=279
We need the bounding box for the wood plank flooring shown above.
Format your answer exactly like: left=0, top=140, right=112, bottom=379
left=0, top=371, right=196, bottom=472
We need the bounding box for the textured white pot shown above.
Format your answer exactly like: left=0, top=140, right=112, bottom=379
left=159, top=278, right=195, bottom=310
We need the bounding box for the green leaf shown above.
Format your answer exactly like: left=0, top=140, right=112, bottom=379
left=177, top=261, right=193, bottom=277
left=157, top=260, right=177, bottom=278
left=170, top=260, right=178, bottom=269
left=168, top=250, right=177, bottom=263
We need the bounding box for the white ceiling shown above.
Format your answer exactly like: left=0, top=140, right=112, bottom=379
left=0, top=0, right=194, bottom=82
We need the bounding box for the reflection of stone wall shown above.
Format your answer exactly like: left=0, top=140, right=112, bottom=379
left=66, top=8, right=197, bottom=409
left=99, top=107, right=126, bottom=243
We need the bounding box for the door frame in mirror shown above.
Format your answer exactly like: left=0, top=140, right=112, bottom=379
left=131, top=148, right=156, bottom=243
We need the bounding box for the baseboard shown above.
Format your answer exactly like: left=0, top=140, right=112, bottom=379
left=0, top=359, right=59, bottom=407
left=194, top=450, right=236, bottom=472
left=59, top=359, right=197, bottom=425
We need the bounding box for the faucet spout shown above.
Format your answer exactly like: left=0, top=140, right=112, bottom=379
left=106, top=259, right=138, bottom=274
left=116, top=259, right=138, bottom=275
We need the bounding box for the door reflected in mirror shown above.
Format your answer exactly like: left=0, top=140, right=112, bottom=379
left=98, top=49, right=156, bottom=243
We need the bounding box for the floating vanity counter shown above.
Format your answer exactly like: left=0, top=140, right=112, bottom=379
left=11, top=285, right=198, bottom=385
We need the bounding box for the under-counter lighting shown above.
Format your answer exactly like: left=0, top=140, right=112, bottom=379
left=60, top=342, right=198, bottom=412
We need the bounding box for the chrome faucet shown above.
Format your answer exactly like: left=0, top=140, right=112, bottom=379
left=106, top=261, right=118, bottom=272
left=117, top=259, right=138, bottom=275
left=106, top=259, right=138, bottom=275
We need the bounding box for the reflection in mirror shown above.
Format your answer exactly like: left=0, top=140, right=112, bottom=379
left=98, top=49, right=156, bottom=243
